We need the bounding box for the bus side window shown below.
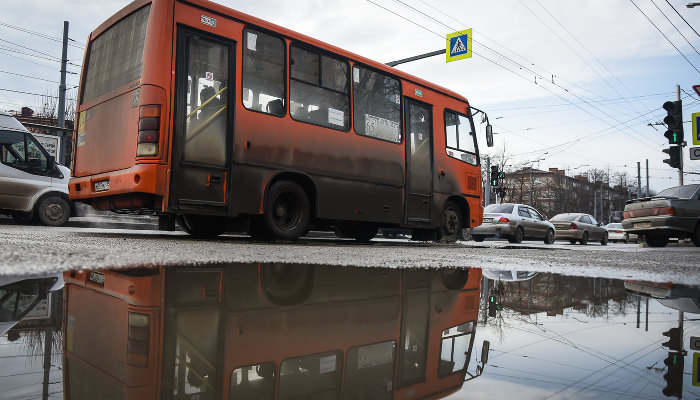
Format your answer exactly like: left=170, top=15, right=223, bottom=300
left=290, top=45, right=349, bottom=130
left=353, top=65, right=402, bottom=143
left=242, top=29, right=285, bottom=116
left=444, top=110, right=477, bottom=165
left=230, top=362, right=276, bottom=400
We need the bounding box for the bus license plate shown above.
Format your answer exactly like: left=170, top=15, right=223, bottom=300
left=88, top=271, right=105, bottom=286
left=94, top=180, right=110, bottom=192
left=634, top=222, right=652, bottom=229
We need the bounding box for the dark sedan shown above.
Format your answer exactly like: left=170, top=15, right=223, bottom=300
left=622, top=184, right=700, bottom=247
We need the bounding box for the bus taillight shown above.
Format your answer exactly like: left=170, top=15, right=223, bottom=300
left=137, top=105, right=161, bottom=157
left=128, top=312, right=150, bottom=366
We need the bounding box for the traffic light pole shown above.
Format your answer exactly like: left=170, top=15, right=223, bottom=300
left=677, top=85, right=683, bottom=186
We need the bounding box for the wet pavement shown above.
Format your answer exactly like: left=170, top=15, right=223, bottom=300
left=1, top=263, right=698, bottom=400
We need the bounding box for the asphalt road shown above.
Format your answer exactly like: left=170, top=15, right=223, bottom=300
left=1, top=223, right=699, bottom=284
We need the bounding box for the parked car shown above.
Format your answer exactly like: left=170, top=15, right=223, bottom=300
left=471, top=203, right=556, bottom=244
left=0, top=111, right=71, bottom=226
left=550, top=213, right=608, bottom=245
left=621, top=184, right=700, bottom=247
left=604, top=223, right=626, bottom=243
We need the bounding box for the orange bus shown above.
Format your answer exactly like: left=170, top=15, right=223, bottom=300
left=62, top=264, right=486, bottom=399
left=68, top=0, right=491, bottom=241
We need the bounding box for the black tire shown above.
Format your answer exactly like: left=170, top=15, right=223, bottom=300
left=569, top=239, right=577, bottom=245
left=353, top=225, right=378, bottom=242
left=261, top=263, right=314, bottom=306
left=624, top=234, right=629, bottom=244
left=437, top=200, right=463, bottom=243
left=645, top=234, right=669, bottom=248
left=543, top=229, right=555, bottom=244
left=36, top=196, right=70, bottom=226
left=692, top=224, right=700, bottom=247
left=472, top=235, right=485, bottom=242
left=508, top=227, right=524, bottom=244
left=262, top=181, right=310, bottom=241
left=158, top=215, right=176, bottom=231
left=440, top=268, right=470, bottom=290
left=580, top=231, right=589, bottom=245
left=177, top=214, right=226, bottom=238
left=600, top=233, right=608, bottom=246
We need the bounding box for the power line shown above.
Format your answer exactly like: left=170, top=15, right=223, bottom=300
left=649, top=0, right=700, bottom=56
left=0, top=49, right=79, bottom=74
left=0, top=38, right=61, bottom=60
left=0, top=70, right=78, bottom=86
left=0, top=88, right=76, bottom=101
left=665, top=0, right=700, bottom=38
left=629, top=0, right=700, bottom=74
left=0, top=20, right=84, bottom=49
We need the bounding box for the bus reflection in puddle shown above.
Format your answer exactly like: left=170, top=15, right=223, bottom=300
left=62, top=264, right=488, bottom=399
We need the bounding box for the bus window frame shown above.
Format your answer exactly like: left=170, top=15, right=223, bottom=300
left=278, top=348, right=345, bottom=399
left=351, top=62, right=404, bottom=145
left=229, top=360, right=277, bottom=400
left=444, top=108, right=480, bottom=166
left=241, top=26, right=287, bottom=119
left=437, top=320, right=476, bottom=379
left=288, top=41, right=351, bottom=133
left=343, top=339, right=397, bottom=398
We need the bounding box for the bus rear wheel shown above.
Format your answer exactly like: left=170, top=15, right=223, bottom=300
left=438, top=200, right=463, bottom=243
left=261, top=263, right=314, bottom=306
left=262, top=181, right=310, bottom=241
left=177, top=215, right=226, bottom=238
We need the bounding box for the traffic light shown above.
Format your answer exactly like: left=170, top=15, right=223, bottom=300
left=498, top=171, right=505, bottom=180
left=488, top=294, right=502, bottom=317
left=663, top=100, right=684, bottom=145
left=662, top=328, right=681, bottom=351
left=662, top=352, right=684, bottom=398
left=662, top=146, right=681, bottom=169
left=498, top=187, right=506, bottom=196
left=490, top=166, right=499, bottom=187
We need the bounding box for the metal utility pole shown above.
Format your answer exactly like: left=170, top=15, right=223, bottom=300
left=637, top=162, right=642, bottom=198
left=385, top=49, right=444, bottom=67
left=677, top=84, right=683, bottom=185
left=485, top=157, right=491, bottom=206
left=646, top=159, right=649, bottom=196
left=57, top=21, right=69, bottom=165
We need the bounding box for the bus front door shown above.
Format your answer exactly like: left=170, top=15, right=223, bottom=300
left=404, top=100, right=434, bottom=225
left=170, top=29, right=235, bottom=213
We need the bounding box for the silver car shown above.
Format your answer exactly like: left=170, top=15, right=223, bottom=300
left=471, top=203, right=556, bottom=244
left=550, top=213, right=608, bottom=245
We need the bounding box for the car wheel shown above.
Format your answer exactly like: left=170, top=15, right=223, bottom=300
left=692, top=224, right=700, bottom=247
left=543, top=229, right=555, bottom=244
left=580, top=231, right=588, bottom=245
left=36, top=196, right=70, bottom=227
left=472, top=235, right=485, bottom=242
left=437, top=200, right=463, bottom=243
left=645, top=234, right=669, bottom=247
left=624, top=234, right=629, bottom=244
left=508, top=227, right=524, bottom=244
left=569, top=239, right=577, bottom=245
left=262, top=181, right=310, bottom=241
left=600, top=232, right=608, bottom=246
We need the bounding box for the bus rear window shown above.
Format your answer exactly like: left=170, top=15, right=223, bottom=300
left=81, top=5, right=151, bottom=103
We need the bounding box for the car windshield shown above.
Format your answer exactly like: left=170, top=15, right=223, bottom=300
left=484, top=204, right=514, bottom=214
left=550, top=214, right=579, bottom=221
left=656, top=184, right=699, bottom=199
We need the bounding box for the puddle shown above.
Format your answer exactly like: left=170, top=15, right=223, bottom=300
left=1, top=264, right=697, bottom=399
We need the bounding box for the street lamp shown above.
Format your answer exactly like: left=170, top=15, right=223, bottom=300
left=687, top=2, right=700, bottom=7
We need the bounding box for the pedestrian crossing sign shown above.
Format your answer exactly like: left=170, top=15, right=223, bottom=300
left=446, top=29, right=472, bottom=62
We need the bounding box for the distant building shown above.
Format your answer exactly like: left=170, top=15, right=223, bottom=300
left=499, top=167, right=631, bottom=223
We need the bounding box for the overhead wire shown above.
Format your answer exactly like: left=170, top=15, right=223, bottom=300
left=665, top=0, right=700, bottom=38
left=629, top=0, right=700, bottom=74
left=649, top=0, right=700, bottom=56
left=0, top=20, right=84, bottom=49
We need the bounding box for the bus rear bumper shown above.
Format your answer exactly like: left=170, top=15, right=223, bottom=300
left=69, top=163, right=168, bottom=210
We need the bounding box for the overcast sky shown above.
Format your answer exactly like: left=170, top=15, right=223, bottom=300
left=1, top=0, right=699, bottom=192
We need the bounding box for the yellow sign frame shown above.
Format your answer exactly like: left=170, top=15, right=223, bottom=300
left=446, top=29, right=472, bottom=63
left=692, top=112, right=700, bottom=146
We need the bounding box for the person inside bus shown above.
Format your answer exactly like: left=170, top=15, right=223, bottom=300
left=198, top=86, right=220, bottom=122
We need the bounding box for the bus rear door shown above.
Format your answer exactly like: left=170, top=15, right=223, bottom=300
left=169, top=28, right=235, bottom=213
left=404, top=100, right=434, bottom=226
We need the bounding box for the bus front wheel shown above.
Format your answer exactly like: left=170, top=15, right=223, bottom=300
left=263, top=181, right=310, bottom=241
left=437, top=200, right=463, bottom=243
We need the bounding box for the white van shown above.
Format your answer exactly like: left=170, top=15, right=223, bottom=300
left=0, top=111, right=72, bottom=226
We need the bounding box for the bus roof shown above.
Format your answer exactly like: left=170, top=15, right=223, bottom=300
left=89, top=0, right=470, bottom=106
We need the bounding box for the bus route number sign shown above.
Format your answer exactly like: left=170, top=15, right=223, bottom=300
left=446, top=29, right=472, bottom=63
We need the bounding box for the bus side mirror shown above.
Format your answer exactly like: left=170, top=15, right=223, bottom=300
left=486, top=125, right=494, bottom=147
left=481, top=340, right=490, bottom=365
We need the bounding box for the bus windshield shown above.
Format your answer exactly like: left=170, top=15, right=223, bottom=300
left=81, top=5, right=151, bottom=103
